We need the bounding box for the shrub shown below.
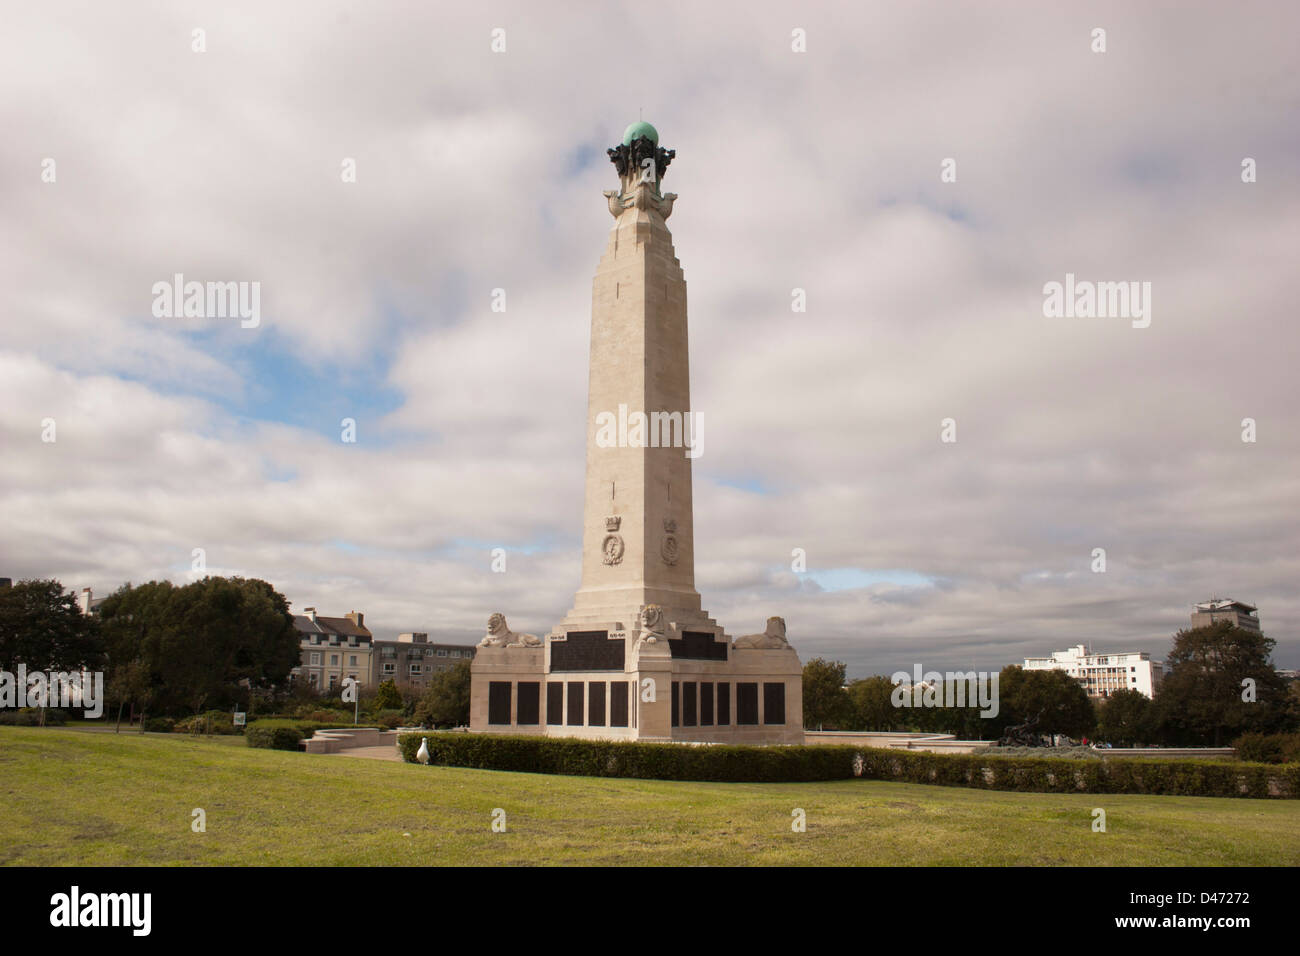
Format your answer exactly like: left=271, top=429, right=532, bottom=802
left=366, top=709, right=405, bottom=730
left=174, top=710, right=241, bottom=735
left=396, top=734, right=1300, bottom=798
left=1234, top=732, right=1300, bottom=764
left=143, top=716, right=175, bottom=733
left=0, top=708, right=67, bottom=726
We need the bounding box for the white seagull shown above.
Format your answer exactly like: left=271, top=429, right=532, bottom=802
left=416, top=737, right=431, bottom=765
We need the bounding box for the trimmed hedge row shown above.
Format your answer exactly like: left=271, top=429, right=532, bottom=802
left=245, top=719, right=382, bottom=751
left=397, top=733, right=1300, bottom=798
left=1233, top=732, right=1300, bottom=765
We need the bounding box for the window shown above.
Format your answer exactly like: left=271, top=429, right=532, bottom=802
left=309, top=652, right=320, bottom=665
left=437, top=648, right=448, bottom=657
left=409, top=663, right=422, bottom=674
left=449, top=650, right=460, bottom=658
left=382, top=663, right=395, bottom=673
left=349, top=655, right=357, bottom=666
left=308, top=673, right=318, bottom=687
left=330, top=654, right=338, bottom=666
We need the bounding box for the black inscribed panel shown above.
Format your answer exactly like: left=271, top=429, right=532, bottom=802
left=550, top=630, right=624, bottom=671
left=763, top=682, right=786, bottom=725
left=737, top=682, right=759, bottom=725
left=699, top=682, right=714, bottom=725
left=567, top=681, right=584, bottom=725
left=588, top=681, right=606, bottom=726
left=610, top=680, right=629, bottom=727
left=682, top=682, right=697, bottom=726
left=546, top=682, right=563, bottom=725
left=670, top=631, right=728, bottom=661
left=717, top=682, right=730, bottom=725
left=517, top=682, right=540, bottom=725
left=488, top=681, right=512, bottom=725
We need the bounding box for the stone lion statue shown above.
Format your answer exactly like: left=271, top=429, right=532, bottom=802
left=733, top=616, right=789, bottom=649
left=478, top=612, right=541, bottom=648
left=633, top=604, right=666, bottom=650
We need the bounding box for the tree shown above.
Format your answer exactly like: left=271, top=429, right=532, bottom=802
left=373, top=679, right=402, bottom=710
left=802, top=658, right=849, bottom=730
left=1151, top=621, right=1291, bottom=746
left=414, top=660, right=472, bottom=728
left=846, top=676, right=899, bottom=731
left=97, top=577, right=299, bottom=718
left=996, top=666, right=1095, bottom=740
left=0, top=578, right=103, bottom=674
left=1095, top=688, right=1153, bottom=746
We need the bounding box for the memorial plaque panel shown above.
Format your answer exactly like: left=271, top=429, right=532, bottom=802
left=546, top=682, right=563, bottom=725
left=488, top=681, right=512, bottom=725
left=567, top=681, right=585, bottom=725
left=670, top=631, right=728, bottom=662
left=610, top=680, right=629, bottom=727
left=551, top=630, right=624, bottom=671
left=517, top=681, right=540, bottom=725
left=763, top=682, right=786, bottom=725
left=737, top=682, right=759, bottom=725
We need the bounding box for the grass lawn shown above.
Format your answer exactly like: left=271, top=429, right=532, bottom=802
left=2, top=727, right=1297, bottom=866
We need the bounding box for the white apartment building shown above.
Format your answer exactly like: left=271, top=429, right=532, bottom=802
left=1023, top=644, right=1163, bottom=699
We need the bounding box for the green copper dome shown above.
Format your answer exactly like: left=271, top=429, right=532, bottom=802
left=621, top=121, right=659, bottom=146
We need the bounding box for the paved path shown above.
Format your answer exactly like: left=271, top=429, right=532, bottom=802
left=326, top=745, right=402, bottom=762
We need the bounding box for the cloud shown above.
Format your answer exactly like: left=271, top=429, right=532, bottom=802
left=2, top=1, right=1297, bottom=676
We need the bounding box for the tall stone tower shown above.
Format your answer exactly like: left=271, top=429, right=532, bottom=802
left=566, top=120, right=703, bottom=630
left=470, top=122, right=802, bottom=744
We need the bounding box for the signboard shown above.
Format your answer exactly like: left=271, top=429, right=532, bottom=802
left=233, top=712, right=246, bottom=726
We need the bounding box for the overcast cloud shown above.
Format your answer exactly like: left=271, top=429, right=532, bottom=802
left=2, top=1, right=1297, bottom=677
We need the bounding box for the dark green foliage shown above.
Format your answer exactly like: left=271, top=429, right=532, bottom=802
left=0, top=708, right=68, bottom=726
left=1095, top=688, right=1154, bottom=746
left=845, top=675, right=899, bottom=731
left=802, top=658, right=850, bottom=730
left=173, top=709, right=241, bottom=735
left=1233, top=732, right=1300, bottom=764
left=143, top=716, right=175, bottom=733
left=97, top=577, right=299, bottom=718
left=995, top=665, right=1095, bottom=739
left=412, top=660, right=471, bottom=727
left=1153, top=622, right=1292, bottom=746
left=372, top=679, right=402, bottom=711
left=396, top=733, right=1300, bottom=798
left=0, top=579, right=104, bottom=673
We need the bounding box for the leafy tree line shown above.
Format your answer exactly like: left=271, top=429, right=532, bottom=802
left=803, top=621, right=1298, bottom=747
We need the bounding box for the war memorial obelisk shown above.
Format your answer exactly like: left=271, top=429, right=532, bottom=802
left=470, top=122, right=803, bottom=743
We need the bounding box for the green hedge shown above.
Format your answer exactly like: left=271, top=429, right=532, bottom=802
left=1233, top=732, right=1300, bottom=764
left=397, top=733, right=1300, bottom=798
left=244, top=719, right=382, bottom=751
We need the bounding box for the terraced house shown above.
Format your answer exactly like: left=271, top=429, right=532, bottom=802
left=292, top=608, right=373, bottom=690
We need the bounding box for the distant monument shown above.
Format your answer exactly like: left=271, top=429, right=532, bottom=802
left=469, top=122, right=802, bottom=743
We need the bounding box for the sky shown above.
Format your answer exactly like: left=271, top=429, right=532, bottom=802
left=2, top=1, right=1297, bottom=677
